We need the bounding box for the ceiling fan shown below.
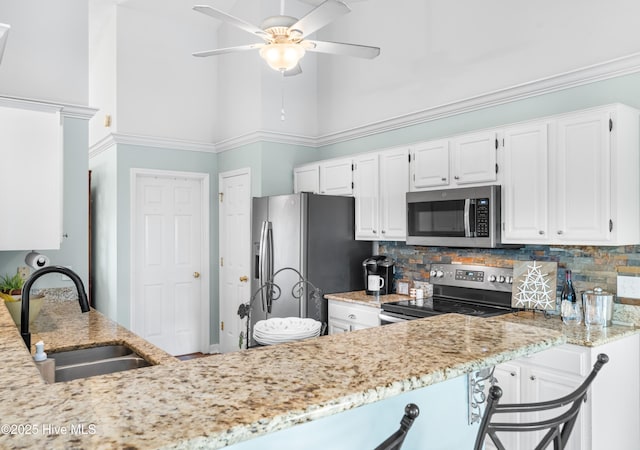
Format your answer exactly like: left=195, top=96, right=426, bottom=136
left=192, top=0, right=380, bottom=75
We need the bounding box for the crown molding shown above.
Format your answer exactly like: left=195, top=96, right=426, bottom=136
left=214, top=52, right=640, bottom=150
left=92, top=52, right=640, bottom=156
left=89, top=132, right=217, bottom=159
left=0, top=95, right=97, bottom=119
left=214, top=129, right=318, bottom=153
left=313, top=52, right=640, bottom=147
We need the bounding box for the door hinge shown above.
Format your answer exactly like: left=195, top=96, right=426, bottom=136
left=219, top=192, right=224, bottom=202
left=609, top=219, right=613, bottom=232
left=495, top=163, right=499, bottom=174
left=351, top=163, right=355, bottom=171
left=495, top=138, right=498, bottom=150
left=220, top=257, right=224, bottom=267
left=351, top=181, right=354, bottom=189
left=408, top=153, right=411, bottom=163
left=609, top=118, right=613, bottom=132
left=221, top=321, right=224, bottom=331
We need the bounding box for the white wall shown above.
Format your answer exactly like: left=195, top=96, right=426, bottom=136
left=89, top=0, right=117, bottom=145
left=0, top=0, right=88, bottom=105
left=315, top=0, right=640, bottom=136
left=213, top=0, right=318, bottom=143
left=115, top=1, right=218, bottom=143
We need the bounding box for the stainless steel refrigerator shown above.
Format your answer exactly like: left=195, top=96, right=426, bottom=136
left=250, top=193, right=371, bottom=347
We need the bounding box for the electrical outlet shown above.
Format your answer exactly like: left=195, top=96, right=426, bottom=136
left=61, top=265, right=72, bottom=281
left=17, top=266, right=30, bottom=280
left=617, top=275, right=640, bottom=299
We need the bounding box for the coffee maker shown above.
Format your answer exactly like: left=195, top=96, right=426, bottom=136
left=363, top=256, right=395, bottom=295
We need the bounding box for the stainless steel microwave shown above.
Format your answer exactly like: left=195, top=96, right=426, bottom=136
left=406, top=185, right=507, bottom=248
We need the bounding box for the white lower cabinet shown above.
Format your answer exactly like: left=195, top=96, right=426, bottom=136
left=488, top=335, right=640, bottom=450
left=328, top=300, right=380, bottom=334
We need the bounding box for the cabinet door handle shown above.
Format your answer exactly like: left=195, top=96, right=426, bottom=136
left=530, top=375, right=537, bottom=381
left=557, top=230, right=564, bottom=235
left=372, top=229, right=377, bottom=234
left=348, top=314, right=357, bottom=320
left=538, top=230, right=545, bottom=235
left=454, top=175, right=460, bottom=180
left=441, top=177, right=447, bottom=181
left=510, top=372, right=516, bottom=377
left=381, top=230, right=386, bottom=234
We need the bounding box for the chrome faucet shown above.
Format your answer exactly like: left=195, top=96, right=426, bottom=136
left=21, top=265, right=90, bottom=349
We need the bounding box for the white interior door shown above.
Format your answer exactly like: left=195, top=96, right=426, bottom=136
left=131, top=170, right=209, bottom=356
left=219, top=168, right=251, bottom=352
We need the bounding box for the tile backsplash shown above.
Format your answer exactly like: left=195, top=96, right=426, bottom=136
left=379, top=243, right=640, bottom=299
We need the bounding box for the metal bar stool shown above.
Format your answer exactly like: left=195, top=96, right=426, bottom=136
left=375, top=403, right=420, bottom=450
left=474, top=353, right=609, bottom=450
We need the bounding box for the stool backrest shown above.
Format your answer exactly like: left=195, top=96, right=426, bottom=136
left=474, top=353, right=609, bottom=450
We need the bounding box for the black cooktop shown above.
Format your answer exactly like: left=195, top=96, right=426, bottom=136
left=382, top=297, right=512, bottom=318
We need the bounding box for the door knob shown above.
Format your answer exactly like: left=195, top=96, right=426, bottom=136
left=239, top=276, right=248, bottom=282
left=193, top=272, right=201, bottom=278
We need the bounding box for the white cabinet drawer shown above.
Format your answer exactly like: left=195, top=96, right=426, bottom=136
left=523, top=344, right=588, bottom=377
left=328, top=300, right=380, bottom=329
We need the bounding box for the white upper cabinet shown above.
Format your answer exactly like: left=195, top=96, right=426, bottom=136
left=293, top=163, right=320, bottom=194
left=354, top=147, right=409, bottom=241
left=452, top=130, right=499, bottom=185
left=353, top=152, right=379, bottom=240
left=0, top=104, right=63, bottom=250
left=293, top=157, right=353, bottom=196
left=319, top=157, right=353, bottom=196
left=410, top=131, right=498, bottom=191
left=554, top=110, right=612, bottom=243
left=502, top=104, right=639, bottom=246
left=410, top=139, right=449, bottom=190
left=379, top=147, right=410, bottom=240
left=501, top=122, right=550, bottom=243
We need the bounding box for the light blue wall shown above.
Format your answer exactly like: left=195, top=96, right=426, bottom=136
left=217, top=141, right=319, bottom=197
left=90, top=147, right=118, bottom=319
left=0, top=117, right=90, bottom=292
left=226, top=374, right=477, bottom=450
left=317, top=72, right=640, bottom=159
left=89, top=144, right=219, bottom=343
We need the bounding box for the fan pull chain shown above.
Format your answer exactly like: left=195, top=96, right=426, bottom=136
left=281, top=72, right=286, bottom=121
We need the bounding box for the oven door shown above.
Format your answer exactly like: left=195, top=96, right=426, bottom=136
left=379, top=311, right=414, bottom=325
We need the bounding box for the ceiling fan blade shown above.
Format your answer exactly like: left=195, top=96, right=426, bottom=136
left=192, top=43, right=263, bottom=58
left=290, top=0, right=350, bottom=38
left=303, top=39, right=380, bottom=59
left=193, top=5, right=267, bottom=39
left=284, top=64, right=302, bottom=77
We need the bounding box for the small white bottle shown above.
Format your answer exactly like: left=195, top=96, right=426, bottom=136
left=34, top=340, right=55, bottom=383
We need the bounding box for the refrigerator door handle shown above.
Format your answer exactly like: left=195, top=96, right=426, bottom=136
left=259, top=221, right=274, bottom=313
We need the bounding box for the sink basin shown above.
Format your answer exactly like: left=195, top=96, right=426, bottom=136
left=49, top=344, right=153, bottom=382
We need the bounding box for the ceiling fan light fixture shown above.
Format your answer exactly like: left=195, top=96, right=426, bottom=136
left=259, top=43, right=305, bottom=72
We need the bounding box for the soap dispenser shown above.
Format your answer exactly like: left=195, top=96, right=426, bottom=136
left=34, top=340, right=55, bottom=383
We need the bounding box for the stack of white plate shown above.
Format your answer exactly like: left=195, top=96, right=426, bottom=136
left=253, top=317, right=322, bottom=346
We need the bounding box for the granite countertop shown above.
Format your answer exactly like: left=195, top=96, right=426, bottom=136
left=1, top=298, right=565, bottom=449
left=497, top=310, right=640, bottom=347
left=328, top=291, right=640, bottom=348
left=324, top=290, right=409, bottom=307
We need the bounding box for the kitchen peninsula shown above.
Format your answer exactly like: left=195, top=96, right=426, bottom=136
left=0, top=298, right=565, bottom=449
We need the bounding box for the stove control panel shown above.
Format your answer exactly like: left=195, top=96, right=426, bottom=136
left=429, top=264, right=513, bottom=293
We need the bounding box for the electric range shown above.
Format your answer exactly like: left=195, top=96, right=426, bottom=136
left=379, top=263, right=515, bottom=324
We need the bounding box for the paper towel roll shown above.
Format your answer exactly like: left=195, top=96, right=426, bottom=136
left=25, top=251, right=50, bottom=269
